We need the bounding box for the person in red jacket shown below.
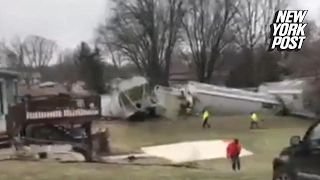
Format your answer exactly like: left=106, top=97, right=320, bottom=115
left=226, top=139, right=242, bottom=171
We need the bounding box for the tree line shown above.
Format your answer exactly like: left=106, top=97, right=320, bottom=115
left=0, top=36, right=108, bottom=94
left=96, top=0, right=317, bottom=87
left=0, top=0, right=319, bottom=94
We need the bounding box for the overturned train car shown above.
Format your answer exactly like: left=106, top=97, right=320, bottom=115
left=101, top=76, right=157, bottom=120
left=185, top=81, right=284, bottom=115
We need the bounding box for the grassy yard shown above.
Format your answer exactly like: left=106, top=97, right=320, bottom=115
left=0, top=115, right=314, bottom=180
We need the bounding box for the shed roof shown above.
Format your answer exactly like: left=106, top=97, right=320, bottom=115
left=0, top=69, right=19, bottom=78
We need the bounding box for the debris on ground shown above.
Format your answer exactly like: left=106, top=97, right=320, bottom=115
left=13, top=146, right=39, bottom=161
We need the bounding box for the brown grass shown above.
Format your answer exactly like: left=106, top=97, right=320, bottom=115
left=0, top=115, right=313, bottom=180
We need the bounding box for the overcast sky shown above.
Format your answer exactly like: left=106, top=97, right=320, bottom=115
left=0, top=0, right=319, bottom=49
left=0, top=0, right=109, bottom=49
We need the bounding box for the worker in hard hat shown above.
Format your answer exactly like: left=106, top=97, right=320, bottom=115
left=250, top=112, right=260, bottom=129
left=202, top=109, right=210, bottom=129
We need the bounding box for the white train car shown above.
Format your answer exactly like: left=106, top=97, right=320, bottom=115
left=258, top=78, right=315, bottom=118
left=154, top=85, right=193, bottom=118
left=100, top=76, right=155, bottom=119
left=185, top=81, right=283, bottom=115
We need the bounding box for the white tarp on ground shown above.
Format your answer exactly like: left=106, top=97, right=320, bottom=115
left=141, top=140, right=253, bottom=163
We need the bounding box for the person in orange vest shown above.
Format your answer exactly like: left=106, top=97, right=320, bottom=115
left=226, top=139, right=242, bottom=171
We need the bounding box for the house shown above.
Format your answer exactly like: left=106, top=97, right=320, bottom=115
left=168, top=59, right=236, bottom=86
left=168, top=60, right=198, bottom=86
left=0, top=69, right=20, bottom=132
left=0, top=54, right=9, bottom=68
left=168, top=50, right=245, bottom=86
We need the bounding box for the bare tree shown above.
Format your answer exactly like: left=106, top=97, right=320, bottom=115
left=1, top=37, right=34, bottom=86
left=22, top=35, right=57, bottom=70
left=0, top=37, right=24, bottom=69
left=1, top=35, right=57, bottom=86
left=294, top=22, right=320, bottom=118
left=2, top=35, right=57, bottom=69
left=180, top=0, right=238, bottom=83
left=96, top=0, right=185, bottom=86
left=233, top=0, right=288, bottom=49
left=231, top=0, right=288, bottom=86
left=96, top=30, right=126, bottom=69
left=235, top=0, right=268, bottom=49
left=287, top=20, right=320, bottom=78
left=52, top=49, right=78, bottom=84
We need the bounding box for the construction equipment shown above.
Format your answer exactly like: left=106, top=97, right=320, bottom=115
left=6, top=94, right=102, bottom=162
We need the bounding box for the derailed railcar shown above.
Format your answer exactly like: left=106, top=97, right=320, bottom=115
left=184, top=81, right=284, bottom=115
left=7, top=94, right=102, bottom=161
left=101, top=76, right=158, bottom=120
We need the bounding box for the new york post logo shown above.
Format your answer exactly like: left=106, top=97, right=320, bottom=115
left=268, top=10, right=308, bottom=51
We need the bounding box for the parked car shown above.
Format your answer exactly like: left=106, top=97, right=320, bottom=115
left=273, top=120, right=320, bottom=180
